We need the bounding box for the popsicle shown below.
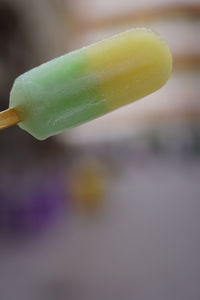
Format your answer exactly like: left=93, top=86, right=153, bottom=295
left=0, top=28, right=172, bottom=140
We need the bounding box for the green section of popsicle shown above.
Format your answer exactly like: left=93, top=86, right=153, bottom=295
left=10, top=50, right=107, bottom=139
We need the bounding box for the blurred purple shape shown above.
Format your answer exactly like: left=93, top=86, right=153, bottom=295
left=0, top=169, right=68, bottom=236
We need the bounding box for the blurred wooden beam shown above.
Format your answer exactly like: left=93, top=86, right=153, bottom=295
left=174, top=54, right=200, bottom=71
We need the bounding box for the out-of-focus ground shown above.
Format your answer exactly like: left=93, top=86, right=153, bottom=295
left=1, top=156, right=200, bottom=300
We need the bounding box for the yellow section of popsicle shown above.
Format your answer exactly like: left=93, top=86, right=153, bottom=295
left=87, top=28, right=172, bottom=110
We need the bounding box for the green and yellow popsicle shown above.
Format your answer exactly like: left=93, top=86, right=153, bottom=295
left=0, top=28, right=172, bottom=140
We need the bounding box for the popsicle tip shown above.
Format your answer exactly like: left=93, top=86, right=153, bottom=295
left=0, top=108, right=21, bottom=130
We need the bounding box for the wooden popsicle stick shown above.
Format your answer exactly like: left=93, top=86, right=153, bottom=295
left=0, top=108, right=21, bottom=130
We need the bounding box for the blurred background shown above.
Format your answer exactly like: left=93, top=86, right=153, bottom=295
left=0, top=0, right=200, bottom=299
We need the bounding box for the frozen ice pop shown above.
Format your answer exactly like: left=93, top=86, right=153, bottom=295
left=1, top=28, right=172, bottom=140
